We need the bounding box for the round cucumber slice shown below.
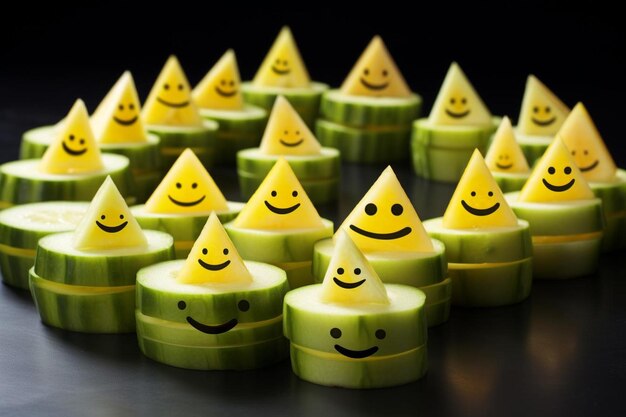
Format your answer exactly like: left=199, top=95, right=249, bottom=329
left=137, top=259, right=289, bottom=324
left=492, top=172, right=529, bottom=193
left=131, top=202, right=245, bottom=259
left=224, top=218, right=333, bottom=263
left=237, top=172, right=338, bottom=205
left=29, top=270, right=136, bottom=333
left=34, top=230, right=174, bottom=286
left=312, top=237, right=447, bottom=287
left=532, top=237, right=602, bottom=279
left=425, top=297, right=451, bottom=328
left=420, top=277, right=452, bottom=305
left=316, top=119, right=410, bottom=163
left=320, top=89, right=422, bottom=128
left=289, top=343, right=427, bottom=389
left=283, top=283, right=427, bottom=355
left=590, top=170, right=626, bottom=252
left=513, top=130, right=552, bottom=166
left=0, top=154, right=134, bottom=207
left=237, top=148, right=340, bottom=180
left=423, top=218, right=532, bottom=263
left=20, top=125, right=58, bottom=159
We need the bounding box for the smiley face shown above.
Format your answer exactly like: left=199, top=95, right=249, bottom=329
left=332, top=266, right=365, bottom=289
left=349, top=202, right=412, bottom=240
left=461, top=190, right=500, bottom=216
left=570, top=148, right=599, bottom=173
left=113, top=102, right=138, bottom=126
left=542, top=165, right=575, bottom=192
left=495, top=154, right=514, bottom=170
left=271, top=57, right=291, bottom=75
left=177, top=297, right=250, bottom=334
left=360, top=67, right=389, bottom=91
left=197, top=246, right=231, bottom=272
left=62, top=133, right=88, bottom=156
left=95, top=213, right=128, bottom=233
left=445, top=95, right=470, bottom=119
left=330, top=327, right=386, bottom=359
left=167, top=181, right=206, bottom=207
left=531, top=104, right=556, bottom=127
left=214, top=79, right=238, bottom=98
left=278, top=129, right=304, bottom=148
left=157, top=82, right=190, bottom=108
left=264, top=189, right=300, bottom=215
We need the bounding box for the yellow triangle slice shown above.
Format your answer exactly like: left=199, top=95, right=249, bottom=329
left=232, top=158, right=324, bottom=230
left=339, top=36, right=412, bottom=98
left=144, top=149, right=228, bottom=214
left=517, top=75, right=569, bottom=136
left=485, top=117, right=530, bottom=173
left=192, top=49, right=244, bottom=111
left=428, top=62, right=492, bottom=126
left=258, top=96, right=321, bottom=155
left=142, top=56, right=203, bottom=127
left=443, top=149, right=518, bottom=229
left=177, top=213, right=252, bottom=285
left=91, top=72, right=148, bottom=144
left=319, top=230, right=389, bottom=305
left=557, top=103, right=617, bottom=182
left=39, top=99, right=105, bottom=174
left=73, top=176, right=147, bottom=250
left=251, top=26, right=311, bottom=88
left=339, top=166, right=433, bottom=253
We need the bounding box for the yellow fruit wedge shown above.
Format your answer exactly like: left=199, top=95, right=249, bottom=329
left=517, top=75, right=569, bottom=136
left=485, top=117, right=530, bottom=173
left=192, top=49, right=245, bottom=111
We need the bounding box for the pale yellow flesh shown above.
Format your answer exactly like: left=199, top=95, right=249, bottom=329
left=192, top=49, right=245, bottom=111
left=485, top=116, right=530, bottom=173
left=517, top=75, right=569, bottom=136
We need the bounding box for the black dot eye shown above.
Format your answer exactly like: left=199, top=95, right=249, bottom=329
left=572, top=150, right=576, bottom=156
left=375, top=329, right=386, bottom=339
left=221, top=80, right=226, bottom=86
left=564, top=167, right=572, bottom=174
left=363, top=68, right=370, bottom=75
left=488, top=191, right=494, bottom=197
left=337, top=267, right=344, bottom=275
left=120, top=214, right=124, bottom=219
left=178, top=300, right=186, bottom=310
left=330, top=328, right=342, bottom=339
left=471, top=191, right=476, bottom=197
left=295, top=130, right=300, bottom=135
left=365, top=203, right=377, bottom=216
left=382, top=69, right=388, bottom=77
left=191, top=183, right=198, bottom=189
left=284, top=130, right=288, bottom=135
left=391, top=204, right=403, bottom=216
left=164, top=83, right=170, bottom=90
left=283, top=60, right=288, bottom=65
left=223, top=248, right=229, bottom=255
left=275, top=58, right=280, bottom=63
left=584, top=149, right=589, bottom=155
left=202, top=248, right=208, bottom=255
left=129, top=104, right=135, bottom=110
left=548, top=167, right=556, bottom=175
left=292, top=191, right=298, bottom=197
left=271, top=190, right=277, bottom=197
left=178, top=84, right=184, bottom=91
left=533, top=106, right=539, bottom=113
left=238, top=299, right=250, bottom=311
left=118, top=104, right=124, bottom=110
left=79, top=139, right=85, bottom=145
left=176, top=182, right=182, bottom=189
left=545, top=106, right=551, bottom=113
left=229, top=81, right=235, bottom=86
left=450, top=98, right=456, bottom=104
left=100, top=215, right=106, bottom=220
left=354, top=268, right=361, bottom=275
left=461, top=97, right=467, bottom=104
left=69, top=135, right=75, bottom=141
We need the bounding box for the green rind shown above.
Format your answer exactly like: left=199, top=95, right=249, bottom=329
left=425, top=298, right=451, bottom=328
left=29, top=270, right=136, bottom=333
left=420, top=277, right=453, bottom=304
left=224, top=219, right=333, bottom=263
left=237, top=172, right=338, bottom=205
left=320, top=89, right=422, bottom=128
left=0, top=253, right=36, bottom=289
left=532, top=238, right=602, bottom=279
left=34, top=230, right=174, bottom=286
left=236, top=148, right=340, bottom=180
left=290, top=343, right=427, bottom=389
left=20, top=125, right=55, bottom=159
left=316, top=119, right=410, bottom=163
left=590, top=170, right=626, bottom=252
left=601, top=214, right=626, bottom=253
left=423, top=218, right=533, bottom=263
left=513, top=131, right=552, bottom=166
left=493, top=172, right=529, bottom=193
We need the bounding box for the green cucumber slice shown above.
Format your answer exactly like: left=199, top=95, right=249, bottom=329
left=237, top=172, right=339, bottom=205
left=236, top=148, right=340, bottom=180
left=600, top=214, right=626, bottom=253
left=513, top=130, right=551, bottom=166
left=492, top=172, right=529, bottom=193
left=29, top=270, right=136, bottom=333
left=420, top=277, right=452, bottom=304
left=424, top=297, right=451, bottom=328
left=224, top=218, right=333, bottom=263
left=423, top=218, right=532, bottom=263
left=20, top=125, right=57, bottom=159
left=532, top=238, right=602, bottom=279
left=275, top=260, right=313, bottom=289
left=320, top=89, right=422, bottom=128
left=590, top=170, right=626, bottom=252
left=34, top=230, right=174, bottom=286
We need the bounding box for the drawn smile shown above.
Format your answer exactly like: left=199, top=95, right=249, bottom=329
left=461, top=201, right=500, bottom=216
left=332, top=277, right=366, bottom=289
left=359, top=78, right=389, bottom=90
left=95, top=221, right=128, bottom=233
left=349, top=224, right=412, bottom=240
left=168, top=195, right=206, bottom=207
left=445, top=109, right=470, bottom=118
left=542, top=178, right=575, bottom=192
left=186, top=316, right=237, bottom=334
left=531, top=117, right=556, bottom=126
left=197, top=259, right=231, bottom=271
left=157, top=97, right=190, bottom=108
left=334, top=344, right=379, bottom=359
left=279, top=139, right=304, bottom=147
left=214, top=86, right=238, bottom=97
left=264, top=201, right=300, bottom=215
left=113, top=116, right=138, bottom=126
left=62, top=142, right=87, bottom=156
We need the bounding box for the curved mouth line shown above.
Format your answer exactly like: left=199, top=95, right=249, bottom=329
left=580, top=160, right=599, bottom=172
left=157, top=97, right=190, bottom=108
left=62, top=142, right=87, bottom=156
left=332, top=277, right=366, bottom=289
left=334, top=344, right=379, bottom=359
left=542, top=178, right=575, bottom=192
left=187, top=316, right=238, bottom=334
left=95, top=221, right=128, bottom=233
left=198, top=259, right=231, bottom=271
left=461, top=201, right=500, bottom=216
left=271, top=66, right=290, bottom=75
left=349, top=224, right=412, bottom=240
left=359, top=78, right=389, bottom=91
left=264, top=201, right=300, bottom=215
left=214, top=86, right=238, bottom=97
left=279, top=138, right=304, bottom=147
left=531, top=117, right=556, bottom=126
left=168, top=194, right=206, bottom=207
left=495, top=162, right=514, bottom=170
left=445, top=109, right=471, bottom=119
left=113, top=116, right=138, bottom=126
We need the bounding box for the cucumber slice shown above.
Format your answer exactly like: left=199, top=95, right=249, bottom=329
left=237, top=172, right=339, bottom=205
left=137, top=259, right=289, bottom=324
left=131, top=202, right=245, bottom=259
left=513, top=131, right=551, bottom=166
left=590, top=170, right=626, bottom=252
left=224, top=219, right=333, bottom=263
left=425, top=297, right=451, bottom=328
left=290, top=343, right=427, bottom=389
left=420, top=277, right=452, bottom=304
left=0, top=154, right=134, bottom=207
left=0, top=201, right=89, bottom=289
left=320, top=89, right=422, bottom=128
left=34, top=230, right=174, bottom=286
left=316, top=119, right=410, bottom=163
left=241, top=82, right=329, bottom=127
left=237, top=148, right=340, bottom=180
left=29, top=270, right=136, bottom=333
left=423, top=218, right=532, bottom=263
left=492, top=172, right=529, bottom=193
left=601, top=214, right=626, bottom=253
left=312, top=237, right=447, bottom=287
left=20, top=125, right=56, bottom=159
left=532, top=238, right=602, bottom=279
left=275, top=260, right=313, bottom=289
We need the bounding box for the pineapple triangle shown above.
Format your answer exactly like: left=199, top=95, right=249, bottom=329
left=517, top=75, right=569, bottom=136
left=177, top=213, right=252, bottom=285
left=443, top=149, right=518, bottom=229
left=340, top=36, right=412, bottom=98
left=232, top=158, right=324, bottom=230
left=39, top=99, right=105, bottom=175
left=258, top=96, right=321, bottom=155
left=557, top=103, right=617, bottom=182
left=251, top=26, right=311, bottom=88
left=142, top=55, right=203, bottom=127
left=485, top=117, right=530, bottom=173
left=144, top=148, right=229, bottom=214
left=91, top=71, right=148, bottom=144
left=319, top=230, right=389, bottom=305
left=73, top=176, right=147, bottom=250
left=338, top=166, right=434, bottom=253
left=428, top=62, right=492, bottom=126
left=518, top=137, right=595, bottom=202
left=192, top=49, right=245, bottom=111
